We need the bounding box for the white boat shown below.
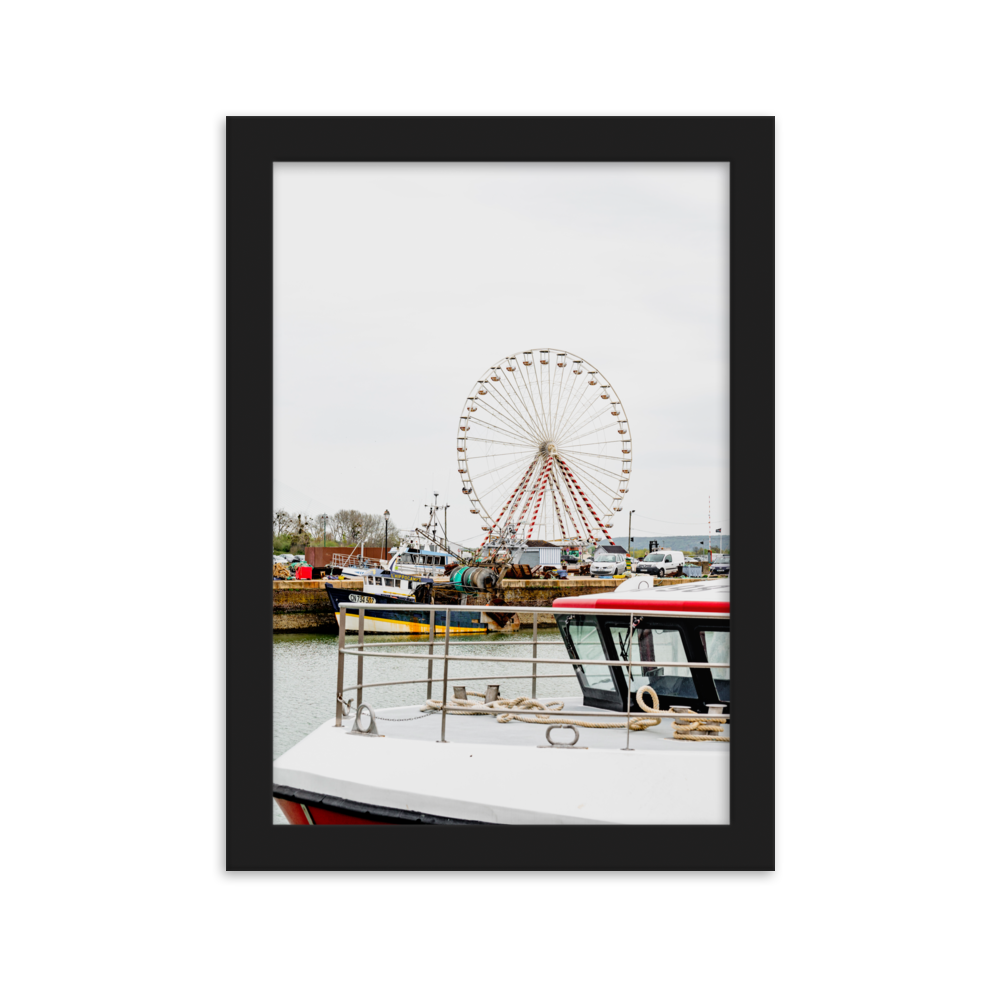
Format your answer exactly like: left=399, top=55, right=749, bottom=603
left=273, top=579, right=731, bottom=824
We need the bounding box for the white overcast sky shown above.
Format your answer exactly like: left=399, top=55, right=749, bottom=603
left=274, top=163, right=728, bottom=545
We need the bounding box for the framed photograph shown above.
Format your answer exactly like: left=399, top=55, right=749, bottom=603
left=227, top=117, right=774, bottom=870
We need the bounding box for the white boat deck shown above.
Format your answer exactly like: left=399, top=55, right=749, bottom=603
left=273, top=698, right=729, bottom=824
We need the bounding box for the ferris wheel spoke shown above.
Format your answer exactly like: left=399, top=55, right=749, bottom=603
left=551, top=469, right=588, bottom=541
left=558, top=445, right=619, bottom=462
left=470, top=458, right=540, bottom=479
left=558, top=421, right=617, bottom=446
left=512, top=356, right=552, bottom=443
left=496, top=363, right=540, bottom=435
left=514, top=353, right=555, bottom=442
left=486, top=386, right=541, bottom=446
left=553, top=464, right=606, bottom=541
left=464, top=435, right=536, bottom=450
left=555, top=393, right=612, bottom=446
left=559, top=440, right=617, bottom=456
left=541, top=360, right=557, bottom=444
left=558, top=428, right=617, bottom=449
left=475, top=475, right=525, bottom=502
left=551, top=365, right=584, bottom=441
left=476, top=459, right=533, bottom=508
left=469, top=452, right=539, bottom=472
left=548, top=370, right=584, bottom=437
left=470, top=398, right=539, bottom=445
left=549, top=364, right=572, bottom=442
left=559, top=455, right=620, bottom=502
left=485, top=456, right=540, bottom=528
left=561, top=454, right=621, bottom=496
left=476, top=387, right=540, bottom=440
left=515, top=462, right=545, bottom=530
left=531, top=356, right=555, bottom=441
left=560, top=462, right=622, bottom=509
left=572, top=372, right=610, bottom=436
left=552, top=374, right=601, bottom=439
left=467, top=407, right=537, bottom=446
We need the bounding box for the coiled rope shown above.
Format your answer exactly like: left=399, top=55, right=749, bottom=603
left=422, top=689, right=661, bottom=731
left=637, top=686, right=730, bottom=742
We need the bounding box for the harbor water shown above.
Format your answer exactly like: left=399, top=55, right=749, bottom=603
left=273, top=628, right=580, bottom=824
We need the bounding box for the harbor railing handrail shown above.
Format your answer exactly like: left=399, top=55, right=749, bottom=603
left=335, top=602, right=731, bottom=747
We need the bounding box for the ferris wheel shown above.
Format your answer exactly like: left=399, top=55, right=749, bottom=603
left=457, top=348, right=631, bottom=545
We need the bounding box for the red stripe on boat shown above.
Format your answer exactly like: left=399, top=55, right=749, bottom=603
left=275, top=797, right=388, bottom=825
left=551, top=596, right=730, bottom=614
left=275, top=798, right=311, bottom=825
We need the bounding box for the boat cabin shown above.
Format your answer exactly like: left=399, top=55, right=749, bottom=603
left=386, top=547, right=454, bottom=575
left=553, top=580, right=730, bottom=714
left=357, top=568, right=427, bottom=597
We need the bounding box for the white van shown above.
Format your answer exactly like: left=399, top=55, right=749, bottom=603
left=635, top=550, right=685, bottom=577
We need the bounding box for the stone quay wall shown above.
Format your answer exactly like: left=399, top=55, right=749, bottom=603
left=273, top=578, right=362, bottom=632
left=272, top=576, right=695, bottom=632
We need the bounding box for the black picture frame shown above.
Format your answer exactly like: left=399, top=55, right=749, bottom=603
left=227, top=116, right=774, bottom=871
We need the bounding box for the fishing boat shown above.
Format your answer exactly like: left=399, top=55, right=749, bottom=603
left=274, top=579, right=730, bottom=824
left=323, top=564, right=493, bottom=635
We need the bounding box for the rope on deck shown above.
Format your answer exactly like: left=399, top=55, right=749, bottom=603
left=637, top=687, right=730, bottom=742
left=421, top=690, right=661, bottom=731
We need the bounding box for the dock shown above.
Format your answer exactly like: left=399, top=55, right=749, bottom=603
left=273, top=576, right=696, bottom=632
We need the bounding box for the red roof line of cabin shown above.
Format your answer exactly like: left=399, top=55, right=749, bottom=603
left=551, top=596, right=730, bottom=614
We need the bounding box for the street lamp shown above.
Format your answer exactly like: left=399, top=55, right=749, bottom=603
left=383, top=509, right=390, bottom=562
left=628, top=510, right=636, bottom=561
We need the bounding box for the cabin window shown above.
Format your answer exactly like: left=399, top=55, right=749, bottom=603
left=564, top=617, right=615, bottom=691
left=609, top=625, right=695, bottom=696
left=699, top=630, right=731, bottom=684
left=399, top=554, right=412, bottom=564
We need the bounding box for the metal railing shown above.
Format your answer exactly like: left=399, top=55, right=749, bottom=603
left=334, top=602, right=730, bottom=749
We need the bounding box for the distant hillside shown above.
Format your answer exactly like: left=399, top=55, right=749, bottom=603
left=611, top=534, right=730, bottom=552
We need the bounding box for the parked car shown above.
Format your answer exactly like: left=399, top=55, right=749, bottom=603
left=710, top=554, right=731, bottom=576
left=590, top=551, right=628, bottom=577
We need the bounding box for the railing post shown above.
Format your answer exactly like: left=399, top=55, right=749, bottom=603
left=623, top=611, right=635, bottom=751
left=357, top=606, right=365, bottom=706
left=335, top=605, right=347, bottom=726
left=531, top=611, right=539, bottom=699
left=439, top=608, right=451, bottom=743
left=426, top=604, right=435, bottom=699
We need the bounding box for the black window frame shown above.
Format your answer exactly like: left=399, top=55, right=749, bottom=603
left=558, top=611, right=730, bottom=712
